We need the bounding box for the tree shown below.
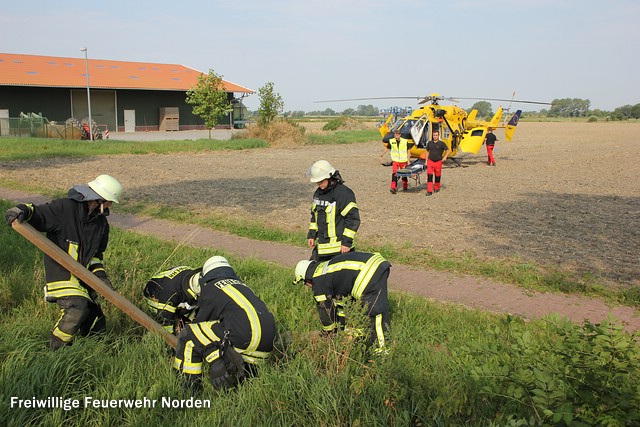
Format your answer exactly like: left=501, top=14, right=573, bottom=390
left=257, top=82, right=284, bottom=127
left=186, top=69, right=233, bottom=139
left=356, top=104, right=379, bottom=116
left=468, top=101, right=493, bottom=118
left=548, top=98, right=591, bottom=117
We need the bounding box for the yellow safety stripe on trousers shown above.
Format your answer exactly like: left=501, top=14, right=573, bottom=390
left=190, top=321, right=221, bottom=347
left=352, top=254, right=386, bottom=299
left=340, top=201, right=358, bottom=217
left=322, top=322, right=339, bottom=332
left=145, top=298, right=177, bottom=314
left=87, top=257, right=102, bottom=269
left=240, top=349, right=271, bottom=363
left=221, top=285, right=262, bottom=352
left=374, top=313, right=385, bottom=348
left=343, top=227, right=356, bottom=239
left=175, top=341, right=203, bottom=375
left=204, top=347, right=272, bottom=365
left=46, top=281, right=90, bottom=299
left=52, top=327, right=73, bottom=342
left=52, top=312, right=74, bottom=342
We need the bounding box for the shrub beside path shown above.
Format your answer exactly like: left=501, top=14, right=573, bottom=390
left=2, top=187, right=638, bottom=332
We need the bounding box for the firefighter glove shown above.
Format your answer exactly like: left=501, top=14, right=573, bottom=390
left=222, top=345, right=246, bottom=382
left=94, top=270, right=113, bottom=289
left=209, top=358, right=234, bottom=390
left=5, top=207, right=25, bottom=226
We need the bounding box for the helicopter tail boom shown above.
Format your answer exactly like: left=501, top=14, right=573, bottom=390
left=505, top=110, right=522, bottom=141
left=489, top=107, right=503, bottom=128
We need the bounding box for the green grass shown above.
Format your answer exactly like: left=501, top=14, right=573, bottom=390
left=305, top=129, right=379, bottom=145
left=1, top=205, right=638, bottom=426
left=0, top=137, right=268, bottom=160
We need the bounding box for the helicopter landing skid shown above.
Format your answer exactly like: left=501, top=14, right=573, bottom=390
left=448, top=158, right=466, bottom=168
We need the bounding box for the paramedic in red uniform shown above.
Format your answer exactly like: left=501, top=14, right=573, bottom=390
left=484, top=127, right=498, bottom=166
left=425, top=130, right=450, bottom=196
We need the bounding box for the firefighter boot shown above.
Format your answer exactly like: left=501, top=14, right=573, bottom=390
left=48, top=333, right=70, bottom=352
left=182, top=373, right=202, bottom=392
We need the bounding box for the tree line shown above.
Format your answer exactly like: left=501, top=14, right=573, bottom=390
left=185, top=72, right=639, bottom=128
left=278, top=98, right=640, bottom=121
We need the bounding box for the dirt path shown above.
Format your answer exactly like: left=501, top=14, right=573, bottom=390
left=1, top=187, right=638, bottom=332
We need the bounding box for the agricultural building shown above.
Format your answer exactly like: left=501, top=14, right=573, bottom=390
left=0, top=52, right=253, bottom=133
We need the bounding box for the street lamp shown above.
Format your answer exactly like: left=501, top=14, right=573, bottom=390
left=80, top=47, right=93, bottom=140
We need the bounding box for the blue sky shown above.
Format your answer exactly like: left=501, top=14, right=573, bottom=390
left=2, top=0, right=639, bottom=112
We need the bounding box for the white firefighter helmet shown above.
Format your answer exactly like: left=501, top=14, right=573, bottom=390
left=306, top=160, right=336, bottom=183
left=202, top=256, right=231, bottom=277
left=187, top=270, right=202, bottom=297
left=294, top=260, right=313, bottom=284
left=88, top=174, right=123, bottom=203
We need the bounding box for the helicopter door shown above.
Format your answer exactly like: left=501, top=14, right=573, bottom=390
left=459, top=127, right=487, bottom=154
left=410, top=115, right=429, bottom=148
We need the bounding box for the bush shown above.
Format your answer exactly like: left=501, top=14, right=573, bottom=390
left=587, top=115, right=598, bottom=122
left=322, top=116, right=368, bottom=131
left=467, top=315, right=640, bottom=426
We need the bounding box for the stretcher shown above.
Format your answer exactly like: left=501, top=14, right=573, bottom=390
left=395, top=159, right=426, bottom=187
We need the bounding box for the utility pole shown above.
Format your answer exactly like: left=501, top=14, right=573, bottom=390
left=80, top=47, right=93, bottom=140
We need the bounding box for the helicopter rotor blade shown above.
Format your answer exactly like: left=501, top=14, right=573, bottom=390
left=314, top=96, right=422, bottom=103
left=452, top=97, right=552, bottom=105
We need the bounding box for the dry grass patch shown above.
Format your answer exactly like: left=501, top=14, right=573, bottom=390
left=239, top=121, right=306, bottom=147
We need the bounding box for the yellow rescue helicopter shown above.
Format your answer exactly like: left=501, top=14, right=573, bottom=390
left=319, top=93, right=552, bottom=166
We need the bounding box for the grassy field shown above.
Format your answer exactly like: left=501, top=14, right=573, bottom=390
left=0, top=137, right=268, bottom=161
left=0, top=130, right=638, bottom=308
left=1, top=199, right=638, bottom=426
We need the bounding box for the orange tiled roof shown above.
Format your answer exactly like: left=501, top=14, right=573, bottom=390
left=0, top=52, right=253, bottom=93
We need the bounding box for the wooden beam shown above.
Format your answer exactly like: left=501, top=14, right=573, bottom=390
left=12, top=220, right=178, bottom=349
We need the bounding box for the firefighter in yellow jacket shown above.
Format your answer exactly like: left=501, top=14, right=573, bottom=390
left=173, top=256, right=276, bottom=391
left=143, top=266, right=202, bottom=335
left=306, top=160, right=360, bottom=262
left=5, top=174, right=123, bottom=351
left=294, top=251, right=391, bottom=353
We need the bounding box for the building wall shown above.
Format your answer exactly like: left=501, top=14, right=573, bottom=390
left=0, top=86, right=72, bottom=122
left=0, top=86, right=235, bottom=133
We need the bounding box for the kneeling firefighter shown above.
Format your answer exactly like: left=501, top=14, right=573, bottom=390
left=143, top=266, right=202, bottom=335
left=173, top=256, right=276, bottom=391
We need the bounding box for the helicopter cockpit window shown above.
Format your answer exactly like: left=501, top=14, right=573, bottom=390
left=471, top=129, right=484, bottom=137
left=399, top=120, right=415, bottom=138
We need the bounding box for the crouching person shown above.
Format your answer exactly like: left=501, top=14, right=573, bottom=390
left=174, top=256, right=276, bottom=391
left=143, top=266, right=202, bottom=335
left=293, top=251, right=391, bottom=354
